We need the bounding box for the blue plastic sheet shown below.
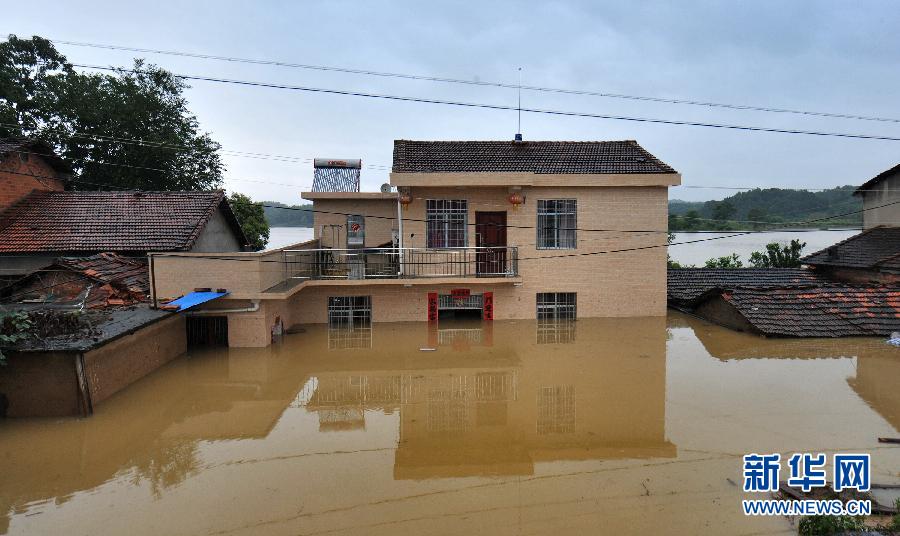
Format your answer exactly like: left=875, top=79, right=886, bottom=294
left=164, top=291, right=228, bottom=311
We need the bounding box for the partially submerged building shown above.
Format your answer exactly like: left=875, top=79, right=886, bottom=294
left=667, top=161, right=900, bottom=337
left=669, top=268, right=900, bottom=337
left=151, top=139, right=681, bottom=347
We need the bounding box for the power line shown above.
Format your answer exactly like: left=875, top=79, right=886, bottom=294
left=41, top=37, right=900, bottom=124
left=66, top=62, right=900, bottom=144
left=0, top=168, right=888, bottom=235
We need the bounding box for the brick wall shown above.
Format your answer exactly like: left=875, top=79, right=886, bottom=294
left=0, top=154, right=65, bottom=211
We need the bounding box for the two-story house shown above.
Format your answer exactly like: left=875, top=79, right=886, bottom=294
left=296, top=139, right=680, bottom=324
left=150, top=138, right=680, bottom=346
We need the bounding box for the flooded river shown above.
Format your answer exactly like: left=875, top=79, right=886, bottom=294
left=1, top=313, right=898, bottom=535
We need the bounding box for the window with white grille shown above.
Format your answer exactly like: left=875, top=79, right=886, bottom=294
left=536, top=292, right=577, bottom=319
left=327, top=296, right=372, bottom=326
left=537, top=199, right=577, bottom=249
left=426, top=199, right=467, bottom=248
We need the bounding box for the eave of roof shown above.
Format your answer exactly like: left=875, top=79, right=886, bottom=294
left=854, top=162, right=900, bottom=196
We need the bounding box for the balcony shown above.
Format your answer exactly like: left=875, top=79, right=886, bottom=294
left=281, top=247, right=519, bottom=281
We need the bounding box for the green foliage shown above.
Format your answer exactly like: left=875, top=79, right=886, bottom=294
left=704, top=253, right=744, bottom=268
left=0, top=311, right=32, bottom=365
left=669, top=186, right=861, bottom=231
left=262, top=201, right=314, bottom=227
left=0, top=34, right=224, bottom=191
left=228, top=192, right=270, bottom=251
left=748, top=240, right=806, bottom=268
left=798, top=514, right=865, bottom=535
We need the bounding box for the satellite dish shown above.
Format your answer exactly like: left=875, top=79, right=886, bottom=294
left=380, top=183, right=392, bottom=193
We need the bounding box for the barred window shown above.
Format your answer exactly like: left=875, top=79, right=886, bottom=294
left=537, top=385, right=576, bottom=434
left=327, top=296, right=371, bottom=326
left=537, top=199, right=576, bottom=249
left=426, top=199, right=467, bottom=248
left=536, top=292, right=577, bottom=319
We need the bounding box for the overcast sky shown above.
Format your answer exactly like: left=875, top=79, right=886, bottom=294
left=6, top=1, right=900, bottom=202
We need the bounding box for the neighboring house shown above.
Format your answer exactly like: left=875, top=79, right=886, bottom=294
left=801, top=226, right=900, bottom=284
left=151, top=138, right=680, bottom=347
left=0, top=138, right=71, bottom=208
left=668, top=268, right=900, bottom=337
left=0, top=188, right=249, bottom=277
left=0, top=137, right=249, bottom=277
left=855, top=162, right=900, bottom=229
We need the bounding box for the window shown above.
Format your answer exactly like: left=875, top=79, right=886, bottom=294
left=346, top=214, right=365, bottom=247
left=536, top=292, right=577, bottom=319
left=426, top=199, right=467, bottom=248
left=537, top=385, right=576, bottom=434
left=327, top=296, right=371, bottom=326
left=537, top=199, right=577, bottom=249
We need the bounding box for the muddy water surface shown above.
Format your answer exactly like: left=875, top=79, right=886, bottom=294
left=1, top=313, right=898, bottom=535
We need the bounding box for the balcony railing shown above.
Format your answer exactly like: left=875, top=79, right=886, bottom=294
left=281, top=247, right=519, bottom=281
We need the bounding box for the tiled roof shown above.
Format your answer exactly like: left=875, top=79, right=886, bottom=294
left=801, top=227, right=900, bottom=270
left=0, top=190, right=246, bottom=253
left=721, top=286, right=900, bottom=337
left=392, top=140, right=677, bottom=174
left=855, top=162, right=900, bottom=195
left=56, top=253, right=149, bottom=295
left=0, top=137, right=71, bottom=173
left=667, top=268, right=827, bottom=305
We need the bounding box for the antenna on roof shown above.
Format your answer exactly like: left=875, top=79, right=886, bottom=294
left=515, top=67, right=523, bottom=142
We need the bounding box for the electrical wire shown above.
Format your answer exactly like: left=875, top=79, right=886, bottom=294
left=39, top=37, right=900, bottom=124
left=65, top=62, right=900, bottom=144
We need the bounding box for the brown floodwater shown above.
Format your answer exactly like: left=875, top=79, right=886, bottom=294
left=1, top=312, right=898, bottom=535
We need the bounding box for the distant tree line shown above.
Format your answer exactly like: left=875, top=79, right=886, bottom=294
left=262, top=202, right=314, bottom=227
left=669, top=187, right=861, bottom=231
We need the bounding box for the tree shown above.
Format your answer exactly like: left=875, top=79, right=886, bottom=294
left=704, top=253, right=743, bottom=269
left=684, top=210, right=701, bottom=229
left=746, top=207, right=770, bottom=230
left=0, top=35, right=224, bottom=191
left=710, top=200, right=736, bottom=223
left=748, top=240, right=806, bottom=268
left=229, top=192, right=270, bottom=251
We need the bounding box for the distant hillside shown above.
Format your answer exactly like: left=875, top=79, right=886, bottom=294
left=262, top=201, right=314, bottom=227
left=669, top=186, right=861, bottom=230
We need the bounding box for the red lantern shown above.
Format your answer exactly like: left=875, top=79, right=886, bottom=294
left=399, top=192, right=413, bottom=209
left=507, top=191, right=524, bottom=210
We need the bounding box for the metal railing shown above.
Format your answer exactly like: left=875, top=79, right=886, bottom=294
left=282, top=246, right=519, bottom=281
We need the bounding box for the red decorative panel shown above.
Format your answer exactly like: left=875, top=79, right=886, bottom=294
left=483, top=292, right=494, bottom=321
left=427, top=292, right=439, bottom=322
left=450, top=288, right=470, bottom=299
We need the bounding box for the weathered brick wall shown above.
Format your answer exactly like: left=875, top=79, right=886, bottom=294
left=83, top=314, right=186, bottom=406
left=0, top=154, right=65, bottom=211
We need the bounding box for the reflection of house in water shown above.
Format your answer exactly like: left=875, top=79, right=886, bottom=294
left=681, top=312, right=900, bottom=433
left=300, top=318, right=675, bottom=479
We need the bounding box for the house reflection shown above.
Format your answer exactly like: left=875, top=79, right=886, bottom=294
left=678, top=311, right=900, bottom=434
left=302, top=317, right=675, bottom=479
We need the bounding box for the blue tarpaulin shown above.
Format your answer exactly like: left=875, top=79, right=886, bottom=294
left=163, top=291, right=228, bottom=311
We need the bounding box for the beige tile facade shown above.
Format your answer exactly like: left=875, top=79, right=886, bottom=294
left=151, top=177, right=674, bottom=346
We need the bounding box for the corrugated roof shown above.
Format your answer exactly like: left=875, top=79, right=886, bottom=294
left=392, top=140, right=677, bottom=174
left=801, top=227, right=900, bottom=270
left=0, top=190, right=247, bottom=253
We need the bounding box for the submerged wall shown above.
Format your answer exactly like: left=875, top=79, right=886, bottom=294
left=0, top=315, right=187, bottom=418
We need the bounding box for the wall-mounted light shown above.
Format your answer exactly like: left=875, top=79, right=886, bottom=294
left=399, top=189, right=413, bottom=209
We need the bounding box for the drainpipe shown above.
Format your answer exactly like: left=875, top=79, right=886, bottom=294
left=185, top=300, right=261, bottom=315
left=397, top=195, right=404, bottom=277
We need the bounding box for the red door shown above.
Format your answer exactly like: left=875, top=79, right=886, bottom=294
left=475, top=212, right=507, bottom=276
